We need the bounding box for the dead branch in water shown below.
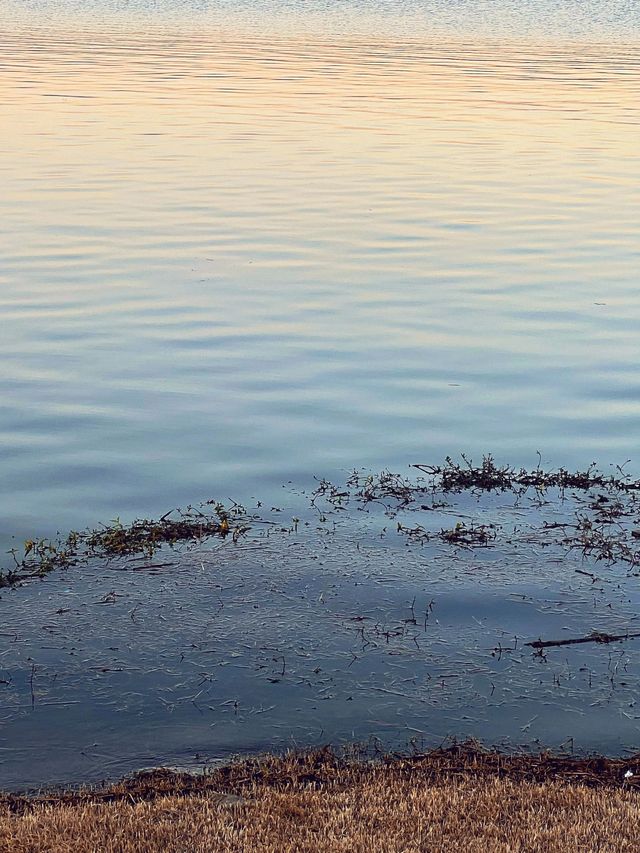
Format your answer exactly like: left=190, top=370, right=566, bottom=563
left=527, top=630, right=640, bottom=650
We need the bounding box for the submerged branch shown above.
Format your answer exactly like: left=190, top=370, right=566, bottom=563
left=526, top=631, right=640, bottom=650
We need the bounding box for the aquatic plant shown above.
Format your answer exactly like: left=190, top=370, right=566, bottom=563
left=6, top=455, right=640, bottom=588
left=1, top=501, right=248, bottom=588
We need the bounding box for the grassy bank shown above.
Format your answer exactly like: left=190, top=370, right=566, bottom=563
left=1, top=745, right=639, bottom=852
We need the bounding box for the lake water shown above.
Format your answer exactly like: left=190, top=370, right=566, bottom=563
left=1, top=0, right=640, bottom=788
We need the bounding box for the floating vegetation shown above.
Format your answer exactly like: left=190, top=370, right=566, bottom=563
left=397, top=520, right=498, bottom=547
left=311, top=456, right=640, bottom=570
left=6, top=456, right=640, bottom=589
left=339, top=454, right=640, bottom=504
left=308, top=456, right=640, bottom=520
left=412, top=454, right=638, bottom=494
left=2, top=502, right=249, bottom=588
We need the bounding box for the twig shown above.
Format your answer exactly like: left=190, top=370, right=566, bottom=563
left=527, top=631, right=640, bottom=649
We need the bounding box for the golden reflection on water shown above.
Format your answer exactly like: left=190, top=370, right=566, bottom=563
left=3, top=34, right=639, bottom=264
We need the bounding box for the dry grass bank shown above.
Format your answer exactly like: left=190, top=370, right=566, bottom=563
left=1, top=745, right=639, bottom=852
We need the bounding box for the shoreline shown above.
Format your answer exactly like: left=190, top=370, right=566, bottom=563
left=2, top=744, right=639, bottom=851
left=4, top=742, right=639, bottom=807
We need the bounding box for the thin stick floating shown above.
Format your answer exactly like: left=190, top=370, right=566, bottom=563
left=527, top=630, right=640, bottom=649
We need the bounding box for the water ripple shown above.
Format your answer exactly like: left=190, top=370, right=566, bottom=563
left=0, top=25, right=639, bottom=536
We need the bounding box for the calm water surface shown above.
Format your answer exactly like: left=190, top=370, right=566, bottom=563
left=2, top=12, right=640, bottom=537
left=1, top=1, right=640, bottom=786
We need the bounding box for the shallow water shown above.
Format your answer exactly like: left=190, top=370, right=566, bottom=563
left=2, top=488, right=640, bottom=789
left=1, top=1, right=640, bottom=786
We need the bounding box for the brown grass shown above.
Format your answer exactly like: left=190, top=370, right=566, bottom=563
left=1, top=746, right=639, bottom=852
